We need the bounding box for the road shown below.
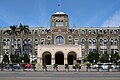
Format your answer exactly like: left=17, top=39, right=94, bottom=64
left=0, top=71, right=120, bottom=80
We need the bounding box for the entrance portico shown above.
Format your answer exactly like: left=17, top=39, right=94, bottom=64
left=37, top=45, right=82, bottom=65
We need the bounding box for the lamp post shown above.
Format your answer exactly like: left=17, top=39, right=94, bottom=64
left=109, top=54, right=111, bottom=63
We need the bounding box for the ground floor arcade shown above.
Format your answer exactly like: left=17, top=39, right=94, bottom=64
left=37, top=45, right=82, bottom=65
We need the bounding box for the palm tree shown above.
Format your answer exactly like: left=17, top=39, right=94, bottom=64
left=5, top=25, right=19, bottom=54
left=18, top=24, right=29, bottom=54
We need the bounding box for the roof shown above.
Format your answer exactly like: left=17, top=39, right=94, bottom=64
left=54, top=12, right=65, bottom=14
left=52, top=11, right=68, bottom=16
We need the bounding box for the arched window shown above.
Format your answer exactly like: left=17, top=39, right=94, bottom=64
left=111, top=39, right=113, bottom=46
left=7, top=39, right=10, bottom=45
left=23, top=39, right=27, bottom=45
left=104, top=39, right=107, bottom=45
left=82, top=39, right=85, bottom=45
left=89, top=39, right=92, bottom=45
left=28, top=39, right=31, bottom=45
left=3, top=39, right=6, bottom=46
left=93, top=39, right=96, bottom=45
left=17, top=39, right=21, bottom=45
left=55, top=36, right=64, bottom=44
left=114, top=39, right=118, bottom=46
left=35, top=39, right=38, bottom=46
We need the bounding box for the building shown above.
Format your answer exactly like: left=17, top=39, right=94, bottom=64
left=0, top=12, right=120, bottom=66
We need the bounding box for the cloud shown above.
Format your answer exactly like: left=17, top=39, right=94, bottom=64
left=101, top=10, right=120, bottom=27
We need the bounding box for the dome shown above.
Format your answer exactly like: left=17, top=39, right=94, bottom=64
left=54, top=12, right=65, bottom=14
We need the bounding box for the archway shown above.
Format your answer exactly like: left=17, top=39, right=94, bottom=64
left=67, top=52, right=77, bottom=65
left=42, top=52, right=51, bottom=65
left=55, top=51, right=64, bottom=65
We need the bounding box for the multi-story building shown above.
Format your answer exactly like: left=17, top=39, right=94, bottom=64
left=0, top=12, right=120, bottom=66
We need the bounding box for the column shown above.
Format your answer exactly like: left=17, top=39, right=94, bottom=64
left=51, top=55, right=55, bottom=65
left=64, top=55, right=67, bottom=65
left=37, top=57, right=42, bottom=65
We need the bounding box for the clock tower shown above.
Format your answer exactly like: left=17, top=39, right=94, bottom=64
left=50, top=12, right=69, bottom=31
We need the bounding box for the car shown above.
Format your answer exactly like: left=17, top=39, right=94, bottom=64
left=13, top=64, right=21, bottom=69
left=98, top=63, right=115, bottom=70
left=2, top=64, right=10, bottom=69
left=23, top=63, right=31, bottom=69
left=92, top=64, right=98, bottom=69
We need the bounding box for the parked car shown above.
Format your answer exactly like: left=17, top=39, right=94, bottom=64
left=1, top=64, right=10, bottom=69
left=98, top=63, right=115, bottom=70
left=23, top=63, right=31, bottom=69
left=13, top=64, right=21, bottom=69
left=92, top=64, right=98, bottom=69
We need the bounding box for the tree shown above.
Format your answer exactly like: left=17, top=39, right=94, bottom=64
left=110, top=52, right=120, bottom=64
left=23, top=54, right=30, bottom=63
left=2, top=54, right=9, bottom=64
left=10, top=53, right=23, bottom=63
left=18, top=24, right=29, bottom=54
left=100, top=52, right=109, bottom=63
left=5, top=25, right=19, bottom=54
left=87, top=50, right=100, bottom=63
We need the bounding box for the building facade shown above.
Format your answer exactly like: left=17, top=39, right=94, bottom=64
left=0, top=12, right=120, bottom=65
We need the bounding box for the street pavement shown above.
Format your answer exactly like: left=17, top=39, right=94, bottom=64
left=0, top=71, right=120, bottom=80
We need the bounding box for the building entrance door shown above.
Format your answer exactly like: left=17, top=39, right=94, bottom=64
left=55, top=52, right=64, bottom=65
left=67, top=52, right=76, bottom=65
left=42, top=52, right=51, bottom=65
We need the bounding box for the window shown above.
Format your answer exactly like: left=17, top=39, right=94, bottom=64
left=82, top=39, right=85, bottom=45
left=110, top=30, right=113, bottom=34
left=47, top=40, right=51, bottom=45
left=55, top=36, right=64, bottom=44
left=23, top=39, right=27, bottom=45
left=35, top=30, right=38, bottom=34
left=41, top=39, right=45, bottom=45
left=74, top=38, right=78, bottom=45
left=99, top=30, right=102, bottom=34
left=103, top=30, right=107, bottom=34
left=47, top=36, right=51, bottom=40
left=111, top=39, right=113, bottom=46
left=92, top=30, right=96, bottom=34
left=114, top=39, right=118, bottom=46
left=3, top=39, right=6, bottom=46
left=93, top=39, right=96, bottom=45
left=68, top=36, right=72, bottom=40
left=42, top=30, right=45, bottom=34
left=89, top=30, right=92, bottom=34
left=28, top=39, right=31, bottom=45
left=56, top=22, right=59, bottom=26
left=89, top=39, right=92, bottom=45
left=104, top=39, right=107, bottom=45
left=61, top=21, right=64, bottom=26
left=82, top=30, right=85, bottom=34
left=35, top=39, right=38, bottom=46
left=100, top=39, right=103, bottom=45
left=17, top=39, right=21, bottom=45
left=65, top=21, right=67, bottom=26
left=7, top=39, right=10, bottom=45
left=52, top=21, right=54, bottom=26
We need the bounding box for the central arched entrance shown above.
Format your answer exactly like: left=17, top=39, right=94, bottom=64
left=67, top=51, right=77, bottom=65
left=55, top=51, right=64, bottom=65
left=42, top=52, right=51, bottom=65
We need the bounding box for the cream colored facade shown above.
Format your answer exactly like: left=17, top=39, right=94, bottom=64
left=37, top=45, right=81, bottom=65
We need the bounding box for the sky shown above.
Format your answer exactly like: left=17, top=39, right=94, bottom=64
left=0, top=0, right=120, bottom=28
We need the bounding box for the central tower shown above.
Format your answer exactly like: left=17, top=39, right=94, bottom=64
left=50, top=12, right=69, bottom=31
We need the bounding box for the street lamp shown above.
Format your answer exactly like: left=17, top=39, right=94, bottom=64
left=109, top=54, right=111, bottom=63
